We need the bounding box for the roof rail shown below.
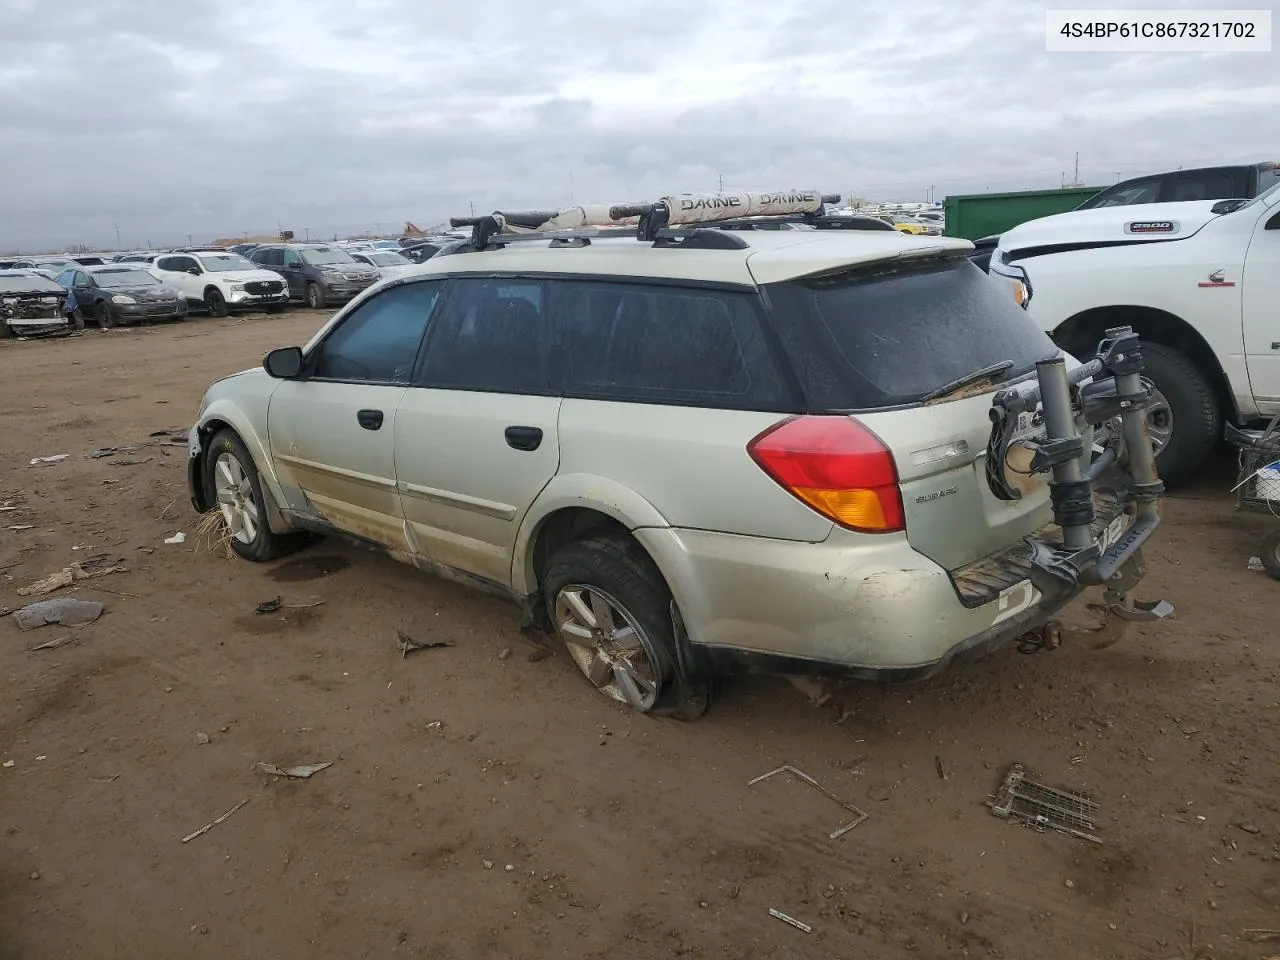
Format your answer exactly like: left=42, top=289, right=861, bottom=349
left=453, top=190, right=841, bottom=250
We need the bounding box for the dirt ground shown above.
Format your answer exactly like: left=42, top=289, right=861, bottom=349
left=0, top=311, right=1277, bottom=960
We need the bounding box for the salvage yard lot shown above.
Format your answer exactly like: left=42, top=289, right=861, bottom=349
left=0, top=313, right=1277, bottom=959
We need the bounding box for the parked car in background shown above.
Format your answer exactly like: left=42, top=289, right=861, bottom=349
left=57, top=264, right=186, bottom=328
left=150, top=250, right=289, bottom=316
left=118, top=253, right=159, bottom=265
left=10, top=256, right=77, bottom=278
left=1075, top=161, right=1279, bottom=210
left=248, top=243, right=379, bottom=308
left=68, top=255, right=106, bottom=266
left=0, top=270, right=71, bottom=337
left=371, top=240, right=401, bottom=250
left=348, top=249, right=421, bottom=280
left=399, top=238, right=458, bottom=263
left=228, top=243, right=260, bottom=257
left=989, top=182, right=1280, bottom=484
left=878, top=214, right=935, bottom=236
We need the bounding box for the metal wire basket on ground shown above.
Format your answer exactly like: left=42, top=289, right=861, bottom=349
left=1231, top=414, right=1280, bottom=579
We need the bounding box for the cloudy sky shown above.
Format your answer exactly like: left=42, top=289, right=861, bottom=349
left=1, top=0, right=1274, bottom=251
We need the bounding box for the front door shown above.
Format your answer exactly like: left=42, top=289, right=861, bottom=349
left=1242, top=195, right=1280, bottom=406
left=281, top=249, right=306, bottom=299
left=395, top=277, right=561, bottom=586
left=266, top=281, right=439, bottom=551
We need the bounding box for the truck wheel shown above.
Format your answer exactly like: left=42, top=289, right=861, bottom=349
left=1140, top=342, right=1219, bottom=486
left=204, top=288, right=229, bottom=317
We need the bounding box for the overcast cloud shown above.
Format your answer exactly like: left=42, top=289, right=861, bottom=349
left=1, top=0, right=1275, bottom=251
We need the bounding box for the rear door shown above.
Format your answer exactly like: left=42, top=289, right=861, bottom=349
left=266, top=282, right=437, bottom=549
left=760, top=255, right=1063, bottom=571
left=153, top=255, right=197, bottom=302
left=394, top=276, right=561, bottom=586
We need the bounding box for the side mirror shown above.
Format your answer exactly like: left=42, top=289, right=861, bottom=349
left=287, top=262, right=302, bottom=270
left=263, top=346, right=304, bottom=379
left=1210, top=199, right=1248, bottom=215
left=186, top=266, right=201, bottom=276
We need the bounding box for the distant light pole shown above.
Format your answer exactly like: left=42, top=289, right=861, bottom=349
left=114, top=223, right=121, bottom=247
left=305, top=227, right=310, bottom=241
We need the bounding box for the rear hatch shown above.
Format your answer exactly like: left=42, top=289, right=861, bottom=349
left=760, top=253, right=1063, bottom=571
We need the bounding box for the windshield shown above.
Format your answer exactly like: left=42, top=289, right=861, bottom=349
left=94, top=269, right=161, bottom=288
left=0, top=274, right=63, bottom=294
left=301, top=247, right=357, bottom=265
left=765, top=256, right=1058, bottom=409
left=369, top=252, right=410, bottom=266
left=1245, top=179, right=1280, bottom=209
left=199, top=253, right=257, bottom=272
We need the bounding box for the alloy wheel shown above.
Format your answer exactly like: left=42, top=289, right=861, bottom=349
left=553, top=584, right=663, bottom=711
left=213, top=452, right=259, bottom=544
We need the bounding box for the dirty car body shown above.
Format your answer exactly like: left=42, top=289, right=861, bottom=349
left=186, top=191, right=1169, bottom=716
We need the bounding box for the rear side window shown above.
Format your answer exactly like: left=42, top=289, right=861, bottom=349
left=420, top=278, right=552, bottom=394
left=312, top=281, right=441, bottom=383
left=1166, top=172, right=1239, bottom=202
left=551, top=280, right=793, bottom=410
left=765, top=257, right=1057, bottom=410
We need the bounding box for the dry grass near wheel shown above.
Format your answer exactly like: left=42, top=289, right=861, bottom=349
left=192, top=507, right=234, bottom=559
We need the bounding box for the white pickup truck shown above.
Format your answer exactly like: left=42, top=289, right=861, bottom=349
left=990, top=183, right=1280, bottom=484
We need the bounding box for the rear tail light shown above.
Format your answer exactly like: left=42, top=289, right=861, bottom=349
left=747, top=416, right=905, bottom=533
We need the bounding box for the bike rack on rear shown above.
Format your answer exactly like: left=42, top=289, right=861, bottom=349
left=987, top=326, right=1173, bottom=647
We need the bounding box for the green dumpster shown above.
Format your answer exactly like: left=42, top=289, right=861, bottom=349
left=943, top=187, right=1102, bottom=240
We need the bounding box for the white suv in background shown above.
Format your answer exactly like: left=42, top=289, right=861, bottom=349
left=150, top=250, right=290, bottom=316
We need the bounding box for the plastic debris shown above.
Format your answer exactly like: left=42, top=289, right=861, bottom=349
left=989, top=762, right=1101, bottom=844
left=256, top=597, right=283, bottom=614
left=17, top=555, right=127, bottom=597
left=29, top=455, right=69, bottom=466
left=398, top=629, right=453, bottom=657
left=12, top=598, right=104, bottom=631
left=8, top=524, right=34, bottom=531
left=180, top=798, right=249, bottom=843
left=257, top=762, right=333, bottom=779
left=2, top=760, right=14, bottom=768
left=1248, top=556, right=1265, bottom=572
left=769, top=909, right=812, bottom=934
left=196, top=732, right=210, bottom=745
left=88, top=445, right=139, bottom=459
left=110, top=458, right=153, bottom=467
left=164, top=533, right=186, bottom=545
left=28, top=634, right=81, bottom=652
left=749, top=764, right=868, bottom=839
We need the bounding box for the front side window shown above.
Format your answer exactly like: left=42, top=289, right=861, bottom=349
left=419, top=278, right=550, bottom=394
left=282, top=249, right=301, bottom=268
left=311, top=281, right=442, bottom=383
left=551, top=279, right=791, bottom=409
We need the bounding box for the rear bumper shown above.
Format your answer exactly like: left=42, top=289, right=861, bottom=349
left=635, top=525, right=1070, bottom=676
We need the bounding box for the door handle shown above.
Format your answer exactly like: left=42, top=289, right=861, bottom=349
left=357, top=409, right=384, bottom=431
left=504, top=426, right=543, bottom=451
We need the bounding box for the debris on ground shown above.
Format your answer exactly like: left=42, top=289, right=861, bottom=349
left=254, top=596, right=325, bottom=614
left=256, top=762, right=333, bottom=780
left=1248, top=556, right=1265, bottom=572
left=164, top=533, right=186, bottom=545
left=196, top=732, right=210, bottom=745
left=110, top=458, right=154, bottom=467
left=12, top=598, right=104, bottom=631
left=17, top=555, right=127, bottom=597
left=935, top=755, right=948, bottom=780
left=149, top=428, right=189, bottom=445
left=1241, top=929, right=1280, bottom=943
left=27, top=634, right=81, bottom=652
left=3, top=760, right=14, bottom=768
left=88, top=445, right=139, bottom=459
left=988, top=762, right=1102, bottom=844
left=29, top=455, right=69, bottom=466
left=748, top=764, right=868, bottom=839
left=527, top=647, right=551, bottom=663
left=497, top=647, right=511, bottom=661
left=180, top=797, right=250, bottom=843
left=398, top=629, right=453, bottom=657
left=768, top=908, right=812, bottom=934
left=8, top=524, right=34, bottom=531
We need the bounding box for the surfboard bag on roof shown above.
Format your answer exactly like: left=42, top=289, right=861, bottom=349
left=485, top=204, right=642, bottom=233
left=660, top=190, right=826, bottom=225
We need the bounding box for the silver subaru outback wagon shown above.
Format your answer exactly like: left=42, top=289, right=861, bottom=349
left=188, top=193, right=1167, bottom=718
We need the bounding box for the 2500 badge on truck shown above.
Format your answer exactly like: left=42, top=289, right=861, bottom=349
left=990, top=182, right=1280, bottom=484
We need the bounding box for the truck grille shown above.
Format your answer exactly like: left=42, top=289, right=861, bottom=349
left=245, top=280, right=283, bottom=296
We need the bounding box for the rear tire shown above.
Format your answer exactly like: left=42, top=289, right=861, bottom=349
left=1140, top=343, right=1220, bottom=487
left=203, top=429, right=307, bottom=562
left=0, top=319, right=13, bottom=339
left=542, top=535, right=676, bottom=713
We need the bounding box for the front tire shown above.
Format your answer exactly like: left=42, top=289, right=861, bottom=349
left=94, top=301, right=115, bottom=329
left=203, top=429, right=304, bottom=562
left=306, top=283, right=326, bottom=309
left=542, top=535, right=675, bottom=713
left=204, top=288, right=229, bottom=317
left=1141, top=343, right=1220, bottom=487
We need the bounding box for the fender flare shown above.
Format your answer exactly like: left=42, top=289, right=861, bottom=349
left=510, top=473, right=669, bottom=595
